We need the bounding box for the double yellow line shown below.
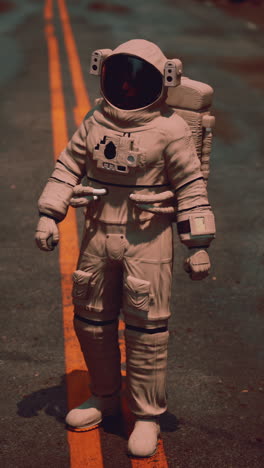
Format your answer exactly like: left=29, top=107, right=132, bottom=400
left=44, top=1, right=168, bottom=466
left=44, top=1, right=103, bottom=466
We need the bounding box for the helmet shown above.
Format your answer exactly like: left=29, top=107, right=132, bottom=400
left=90, top=39, right=182, bottom=111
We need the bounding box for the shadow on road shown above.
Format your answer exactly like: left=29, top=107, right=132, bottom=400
left=16, top=374, right=68, bottom=424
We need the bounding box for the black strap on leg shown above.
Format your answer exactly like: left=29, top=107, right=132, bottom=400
left=125, top=324, right=168, bottom=334
left=74, top=314, right=117, bottom=326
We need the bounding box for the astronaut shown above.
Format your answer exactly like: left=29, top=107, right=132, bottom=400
left=35, top=39, right=215, bottom=458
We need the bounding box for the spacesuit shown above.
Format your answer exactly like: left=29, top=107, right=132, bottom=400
left=35, top=39, right=215, bottom=457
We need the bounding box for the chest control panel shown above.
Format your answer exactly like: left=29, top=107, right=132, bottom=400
left=93, top=134, right=145, bottom=174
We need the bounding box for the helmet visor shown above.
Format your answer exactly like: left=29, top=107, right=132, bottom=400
left=101, top=54, right=163, bottom=110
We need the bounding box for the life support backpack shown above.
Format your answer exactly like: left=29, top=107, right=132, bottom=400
left=166, top=76, right=215, bottom=186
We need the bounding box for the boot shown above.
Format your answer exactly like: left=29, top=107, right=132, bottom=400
left=65, top=316, right=122, bottom=429
left=125, top=326, right=169, bottom=457
left=65, top=393, right=120, bottom=429
left=128, top=418, right=160, bottom=457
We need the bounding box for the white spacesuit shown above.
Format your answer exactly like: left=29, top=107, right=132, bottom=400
left=35, top=39, right=215, bottom=458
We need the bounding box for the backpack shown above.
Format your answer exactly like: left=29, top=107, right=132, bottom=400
left=166, top=76, right=215, bottom=186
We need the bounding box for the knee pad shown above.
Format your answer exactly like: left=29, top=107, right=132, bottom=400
left=124, top=316, right=168, bottom=334
left=74, top=313, right=118, bottom=332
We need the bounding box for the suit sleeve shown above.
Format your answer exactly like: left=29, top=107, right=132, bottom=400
left=164, top=128, right=203, bottom=191
left=164, top=124, right=215, bottom=248
left=38, top=120, right=88, bottom=221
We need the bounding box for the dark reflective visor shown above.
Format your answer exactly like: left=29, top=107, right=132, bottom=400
left=101, top=54, right=163, bottom=110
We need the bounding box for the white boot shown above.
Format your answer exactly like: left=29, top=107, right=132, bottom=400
left=128, top=418, right=160, bottom=457
left=65, top=394, right=120, bottom=430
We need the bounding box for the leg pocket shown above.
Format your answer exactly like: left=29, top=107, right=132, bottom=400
left=72, top=270, right=93, bottom=305
left=124, top=275, right=153, bottom=312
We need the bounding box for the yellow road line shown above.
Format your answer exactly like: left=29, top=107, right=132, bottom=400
left=44, top=1, right=104, bottom=466
left=44, top=0, right=53, bottom=20
left=57, top=0, right=91, bottom=126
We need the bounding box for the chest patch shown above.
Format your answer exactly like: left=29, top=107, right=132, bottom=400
left=93, top=134, right=146, bottom=174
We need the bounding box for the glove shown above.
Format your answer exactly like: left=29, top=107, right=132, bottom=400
left=183, top=249, right=211, bottom=281
left=35, top=216, right=59, bottom=252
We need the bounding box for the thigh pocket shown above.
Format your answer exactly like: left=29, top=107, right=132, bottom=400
left=124, top=275, right=153, bottom=312
left=72, top=270, right=93, bottom=304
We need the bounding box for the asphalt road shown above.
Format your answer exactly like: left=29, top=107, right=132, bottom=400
left=0, top=0, right=264, bottom=467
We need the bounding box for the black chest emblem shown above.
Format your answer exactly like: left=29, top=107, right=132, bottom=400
left=104, top=141, right=116, bottom=160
